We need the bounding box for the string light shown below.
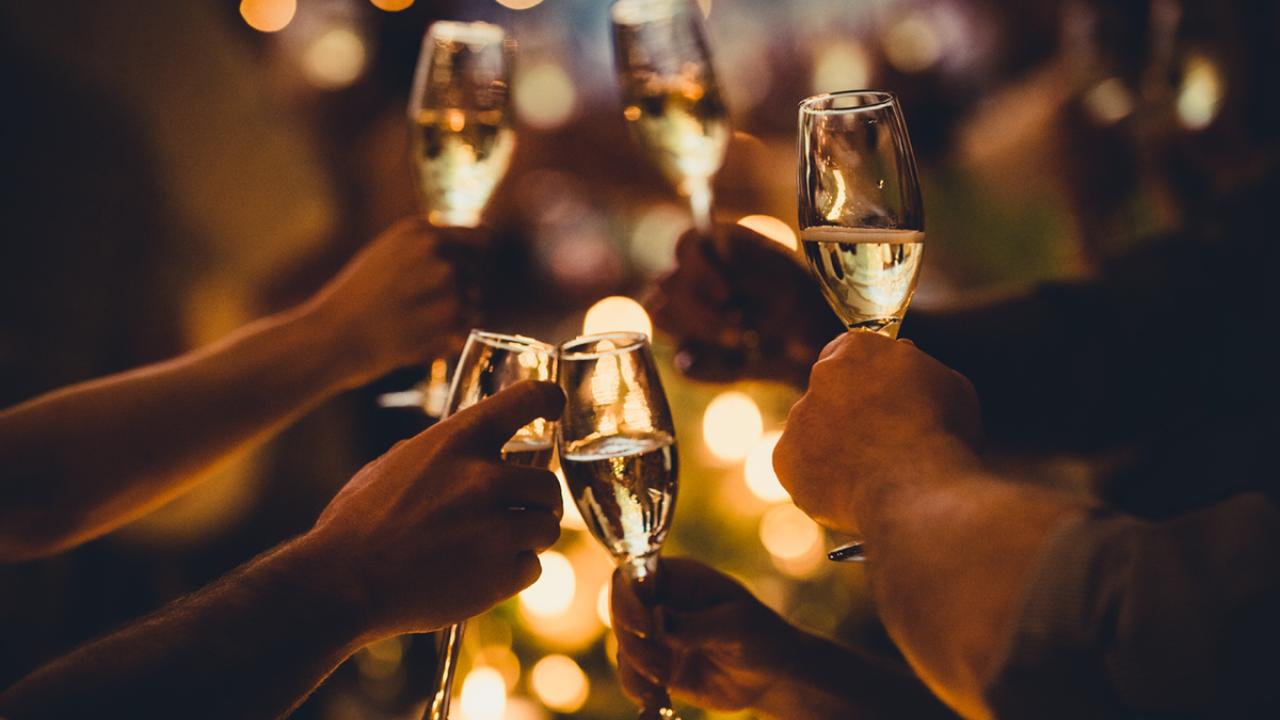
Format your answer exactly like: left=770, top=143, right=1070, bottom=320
left=530, top=655, right=590, bottom=713
left=240, top=0, right=296, bottom=33
left=583, top=296, right=653, bottom=338
left=703, top=391, right=764, bottom=463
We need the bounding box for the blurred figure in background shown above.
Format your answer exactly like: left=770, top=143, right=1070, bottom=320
left=0, top=382, right=565, bottom=719
left=629, top=0, right=1280, bottom=717
left=0, top=218, right=468, bottom=562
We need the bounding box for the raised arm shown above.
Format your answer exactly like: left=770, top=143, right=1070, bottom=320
left=0, top=382, right=565, bottom=719
left=0, top=218, right=468, bottom=562
left=775, top=332, right=1280, bottom=717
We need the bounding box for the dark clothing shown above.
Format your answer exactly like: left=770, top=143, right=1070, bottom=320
left=913, top=172, right=1280, bottom=716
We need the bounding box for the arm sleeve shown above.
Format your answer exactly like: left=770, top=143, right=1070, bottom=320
left=985, top=493, right=1280, bottom=718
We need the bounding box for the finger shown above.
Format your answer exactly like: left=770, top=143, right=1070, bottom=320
left=612, top=568, right=656, bottom=640
left=445, top=381, right=565, bottom=453
left=504, top=508, right=562, bottom=552
left=618, top=655, right=668, bottom=707
left=490, top=468, right=563, bottom=517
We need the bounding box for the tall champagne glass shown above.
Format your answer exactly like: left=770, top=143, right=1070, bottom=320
left=426, top=331, right=557, bottom=720
left=798, top=90, right=924, bottom=561
left=381, top=22, right=517, bottom=412
left=557, top=332, right=682, bottom=720
left=611, top=0, right=729, bottom=250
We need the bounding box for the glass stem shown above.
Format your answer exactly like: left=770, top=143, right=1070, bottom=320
left=424, top=620, right=466, bottom=720
left=688, top=181, right=728, bottom=259
left=622, top=555, right=681, bottom=720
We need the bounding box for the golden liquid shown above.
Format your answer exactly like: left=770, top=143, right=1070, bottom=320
left=622, top=82, right=729, bottom=192
left=801, top=227, right=925, bottom=337
left=410, top=108, right=514, bottom=227
left=560, top=432, right=678, bottom=562
left=500, top=439, right=554, bottom=469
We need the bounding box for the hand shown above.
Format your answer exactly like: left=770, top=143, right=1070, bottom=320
left=304, top=217, right=480, bottom=388
left=645, top=224, right=841, bottom=388
left=303, top=381, right=565, bottom=638
left=774, top=332, right=983, bottom=535
left=611, top=558, right=800, bottom=713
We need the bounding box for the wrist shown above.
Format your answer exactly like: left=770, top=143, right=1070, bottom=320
left=287, top=298, right=370, bottom=392
left=753, top=631, right=861, bottom=720
left=270, top=532, right=380, bottom=651
left=850, top=431, right=983, bottom=538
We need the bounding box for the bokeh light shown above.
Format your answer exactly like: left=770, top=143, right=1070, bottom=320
left=583, top=296, right=653, bottom=338
left=519, top=551, right=576, bottom=618
left=1082, top=77, right=1135, bottom=125
left=1177, top=53, right=1224, bottom=131
left=813, top=41, right=873, bottom=95
left=597, top=581, right=612, bottom=628
left=555, top=467, right=588, bottom=531
left=883, top=11, right=942, bottom=74
left=630, top=203, right=690, bottom=274
left=496, top=0, right=545, bottom=10
left=759, top=504, right=824, bottom=577
left=300, top=26, right=368, bottom=90
left=369, top=0, right=414, bottom=11
left=459, top=666, right=507, bottom=720
left=515, top=61, right=577, bottom=130
left=240, top=0, right=296, bottom=33
left=354, top=636, right=404, bottom=680
left=736, top=214, right=798, bottom=252
left=530, top=655, right=589, bottom=713
left=475, top=645, right=522, bottom=691
left=744, top=430, right=789, bottom=503
left=703, top=391, right=764, bottom=463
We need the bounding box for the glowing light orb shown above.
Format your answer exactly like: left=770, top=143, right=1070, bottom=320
left=744, top=430, right=789, bottom=502
left=1177, top=54, right=1224, bottom=131
left=583, top=296, right=653, bottom=339
left=736, top=214, right=798, bottom=252
left=597, top=582, right=613, bottom=628
left=519, top=551, right=575, bottom=618
left=813, top=41, right=872, bottom=95
left=240, top=0, right=296, bottom=33
left=759, top=504, right=821, bottom=560
left=300, top=26, right=367, bottom=90
left=530, top=655, right=589, bottom=713
left=459, top=666, right=507, bottom=720
left=703, top=391, right=764, bottom=463
left=515, top=61, right=577, bottom=130
left=370, top=0, right=414, bottom=10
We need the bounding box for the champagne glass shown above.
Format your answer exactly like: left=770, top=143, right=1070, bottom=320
left=798, top=90, right=925, bottom=562
left=426, top=330, right=557, bottom=720
left=611, top=0, right=730, bottom=253
left=380, top=21, right=517, bottom=412
left=557, top=333, right=682, bottom=720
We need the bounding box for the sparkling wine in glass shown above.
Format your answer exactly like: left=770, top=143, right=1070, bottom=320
left=798, top=90, right=925, bottom=560
left=611, top=0, right=729, bottom=248
left=557, top=332, right=682, bottom=720
left=426, top=331, right=556, bottom=720
left=410, top=21, right=516, bottom=229
left=381, top=22, right=517, bottom=412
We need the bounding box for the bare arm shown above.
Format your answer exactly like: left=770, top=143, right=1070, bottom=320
left=0, top=219, right=466, bottom=562
left=0, top=382, right=566, bottom=719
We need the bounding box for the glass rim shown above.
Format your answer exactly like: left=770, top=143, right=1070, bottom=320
left=559, top=332, right=650, bottom=360
left=611, top=0, right=690, bottom=26
left=799, top=89, right=898, bottom=115
left=426, top=20, right=507, bottom=47
left=467, top=330, right=557, bottom=355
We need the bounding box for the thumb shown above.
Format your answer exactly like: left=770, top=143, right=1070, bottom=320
left=444, top=381, right=565, bottom=453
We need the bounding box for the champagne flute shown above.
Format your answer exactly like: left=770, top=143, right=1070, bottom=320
left=557, top=332, right=682, bottom=720
left=426, top=330, right=557, bottom=720
left=380, top=21, right=517, bottom=412
left=611, top=0, right=730, bottom=254
left=798, top=90, right=925, bottom=562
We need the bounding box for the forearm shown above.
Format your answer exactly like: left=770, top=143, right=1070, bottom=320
left=0, top=301, right=354, bottom=560
left=755, top=631, right=955, bottom=720
left=0, top=534, right=368, bottom=719
left=855, top=463, right=1093, bottom=718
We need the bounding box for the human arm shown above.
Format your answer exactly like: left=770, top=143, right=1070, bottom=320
left=0, top=381, right=566, bottom=719
left=0, top=218, right=470, bottom=562
left=610, top=557, right=955, bottom=719
left=774, top=332, right=1280, bottom=717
